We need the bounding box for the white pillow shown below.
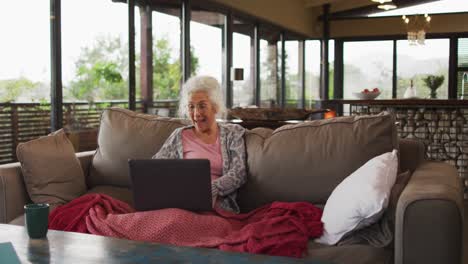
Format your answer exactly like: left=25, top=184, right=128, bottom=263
left=316, top=149, right=398, bottom=245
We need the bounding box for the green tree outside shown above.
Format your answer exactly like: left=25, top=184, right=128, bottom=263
left=152, top=38, right=199, bottom=99
left=0, top=78, right=39, bottom=102
left=65, top=35, right=199, bottom=102
left=66, top=36, right=128, bottom=102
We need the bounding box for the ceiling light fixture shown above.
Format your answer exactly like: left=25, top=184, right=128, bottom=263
left=371, top=0, right=398, bottom=11
left=378, top=3, right=397, bottom=10
left=371, top=0, right=392, bottom=3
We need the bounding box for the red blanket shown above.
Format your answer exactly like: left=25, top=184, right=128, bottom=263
left=49, top=193, right=134, bottom=233
left=49, top=194, right=323, bottom=258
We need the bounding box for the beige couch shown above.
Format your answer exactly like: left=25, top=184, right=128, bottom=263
left=0, top=107, right=463, bottom=264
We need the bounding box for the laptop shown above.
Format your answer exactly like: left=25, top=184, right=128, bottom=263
left=128, top=159, right=212, bottom=212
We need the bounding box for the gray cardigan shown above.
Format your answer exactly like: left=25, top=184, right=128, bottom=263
left=153, top=123, right=247, bottom=213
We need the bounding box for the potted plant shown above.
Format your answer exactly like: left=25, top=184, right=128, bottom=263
left=422, top=75, right=445, bottom=99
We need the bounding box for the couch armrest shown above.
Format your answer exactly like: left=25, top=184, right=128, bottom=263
left=0, top=162, right=30, bottom=224
left=394, top=161, right=463, bottom=264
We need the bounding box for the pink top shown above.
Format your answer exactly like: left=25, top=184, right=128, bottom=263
left=181, top=129, right=223, bottom=182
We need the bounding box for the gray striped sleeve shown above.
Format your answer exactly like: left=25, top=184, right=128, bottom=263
left=212, top=125, right=247, bottom=196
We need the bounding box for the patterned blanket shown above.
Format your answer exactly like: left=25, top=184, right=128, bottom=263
left=49, top=194, right=323, bottom=258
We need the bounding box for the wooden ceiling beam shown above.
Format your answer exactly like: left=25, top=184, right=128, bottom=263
left=329, top=0, right=373, bottom=13
left=304, top=0, right=344, bottom=8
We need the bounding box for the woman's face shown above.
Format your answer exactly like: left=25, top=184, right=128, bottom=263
left=188, top=91, right=218, bottom=133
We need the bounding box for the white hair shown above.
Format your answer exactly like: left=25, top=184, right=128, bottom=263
left=178, top=75, right=227, bottom=118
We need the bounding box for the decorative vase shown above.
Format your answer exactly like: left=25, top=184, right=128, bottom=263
left=423, top=75, right=445, bottom=100
left=403, top=80, right=417, bottom=99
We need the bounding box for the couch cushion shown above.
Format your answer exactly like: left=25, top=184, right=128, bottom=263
left=86, top=186, right=134, bottom=207
left=306, top=241, right=392, bottom=264
left=238, top=113, right=398, bottom=212
left=16, top=129, right=87, bottom=207
left=387, top=170, right=411, bottom=229
left=88, top=108, right=188, bottom=188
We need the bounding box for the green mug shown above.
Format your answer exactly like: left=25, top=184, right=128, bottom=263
left=24, top=203, right=49, bottom=239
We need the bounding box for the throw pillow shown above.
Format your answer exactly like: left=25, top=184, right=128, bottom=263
left=336, top=170, right=412, bottom=248
left=16, top=129, right=87, bottom=207
left=316, top=149, right=399, bottom=245
left=89, top=107, right=188, bottom=188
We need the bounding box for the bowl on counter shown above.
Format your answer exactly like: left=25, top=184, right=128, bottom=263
left=352, top=91, right=381, bottom=100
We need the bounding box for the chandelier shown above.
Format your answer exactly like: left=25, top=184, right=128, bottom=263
left=402, top=14, right=431, bottom=45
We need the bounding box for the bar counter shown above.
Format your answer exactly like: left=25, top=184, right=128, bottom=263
left=329, top=99, right=468, bottom=106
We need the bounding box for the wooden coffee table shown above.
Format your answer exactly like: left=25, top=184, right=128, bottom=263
left=0, top=224, right=329, bottom=263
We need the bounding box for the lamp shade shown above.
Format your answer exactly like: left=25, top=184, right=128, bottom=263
left=231, top=68, right=244, bottom=81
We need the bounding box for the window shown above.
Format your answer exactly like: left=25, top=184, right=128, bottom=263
left=457, top=38, right=468, bottom=99
left=259, top=27, right=281, bottom=107
left=0, top=0, right=51, bottom=163
left=277, top=39, right=283, bottom=105
left=305, top=40, right=320, bottom=108
left=152, top=8, right=182, bottom=100
left=0, top=1, right=50, bottom=103
left=343, top=41, right=393, bottom=99
left=284, top=40, right=301, bottom=108
left=397, top=39, right=449, bottom=99
left=190, top=10, right=224, bottom=85
left=329, top=39, right=335, bottom=99
left=62, top=0, right=138, bottom=103
left=62, top=0, right=140, bottom=129
left=232, top=18, right=254, bottom=107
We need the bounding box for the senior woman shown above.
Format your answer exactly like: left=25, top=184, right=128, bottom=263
left=153, top=75, right=247, bottom=213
